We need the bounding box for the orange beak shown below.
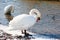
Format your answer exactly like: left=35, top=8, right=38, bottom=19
left=36, top=17, right=40, bottom=22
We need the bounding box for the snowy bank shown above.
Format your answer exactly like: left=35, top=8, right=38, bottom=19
left=0, top=24, right=59, bottom=40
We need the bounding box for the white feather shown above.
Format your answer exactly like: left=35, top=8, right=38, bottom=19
left=9, top=14, right=36, bottom=30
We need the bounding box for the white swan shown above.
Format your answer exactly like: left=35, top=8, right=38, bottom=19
left=4, top=5, right=41, bottom=36
left=9, top=9, right=41, bottom=30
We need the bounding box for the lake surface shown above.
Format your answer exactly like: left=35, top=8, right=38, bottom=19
left=0, top=0, right=60, bottom=39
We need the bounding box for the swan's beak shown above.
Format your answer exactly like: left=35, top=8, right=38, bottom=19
left=36, top=17, right=40, bottom=22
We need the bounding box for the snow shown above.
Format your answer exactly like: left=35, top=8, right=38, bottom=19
left=0, top=24, right=59, bottom=40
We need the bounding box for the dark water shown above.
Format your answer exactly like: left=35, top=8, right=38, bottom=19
left=0, top=0, right=60, bottom=39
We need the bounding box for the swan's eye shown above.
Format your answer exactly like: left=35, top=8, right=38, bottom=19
left=37, top=17, right=40, bottom=20
left=36, top=17, right=40, bottom=22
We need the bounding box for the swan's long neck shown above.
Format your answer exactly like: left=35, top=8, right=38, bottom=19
left=4, top=5, right=14, bottom=22
left=5, top=10, right=11, bottom=15
left=29, top=9, right=41, bottom=20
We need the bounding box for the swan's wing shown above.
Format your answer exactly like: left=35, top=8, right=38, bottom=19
left=9, top=14, right=36, bottom=30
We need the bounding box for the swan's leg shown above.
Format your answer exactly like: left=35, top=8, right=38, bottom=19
left=21, top=30, right=24, bottom=34
left=24, top=30, right=28, bottom=37
left=21, top=30, right=32, bottom=39
left=24, top=30, right=32, bottom=39
left=21, top=30, right=27, bottom=34
left=21, top=30, right=28, bottom=37
left=24, top=30, right=26, bottom=34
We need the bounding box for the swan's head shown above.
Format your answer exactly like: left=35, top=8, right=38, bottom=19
left=4, top=5, right=14, bottom=15
left=29, top=9, right=41, bottom=22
